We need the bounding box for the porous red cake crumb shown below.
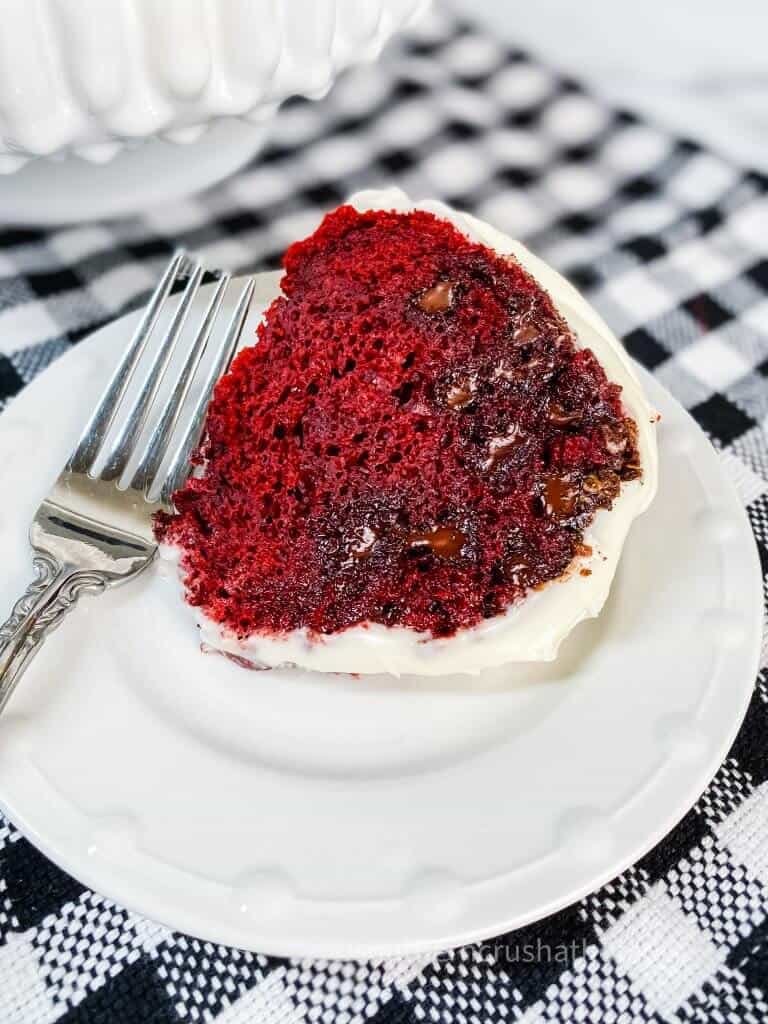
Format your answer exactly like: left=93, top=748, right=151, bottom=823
left=155, top=206, right=642, bottom=640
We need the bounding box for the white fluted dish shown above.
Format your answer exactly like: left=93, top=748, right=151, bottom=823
left=0, top=0, right=428, bottom=222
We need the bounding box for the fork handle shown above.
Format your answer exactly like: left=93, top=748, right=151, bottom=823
left=0, top=555, right=106, bottom=715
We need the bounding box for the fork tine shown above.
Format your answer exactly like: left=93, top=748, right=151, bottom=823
left=67, top=250, right=188, bottom=475
left=131, top=273, right=231, bottom=497
left=99, top=260, right=205, bottom=484
left=157, top=276, right=256, bottom=509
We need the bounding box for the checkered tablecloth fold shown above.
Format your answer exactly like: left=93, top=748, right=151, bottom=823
left=0, top=10, right=766, bottom=1023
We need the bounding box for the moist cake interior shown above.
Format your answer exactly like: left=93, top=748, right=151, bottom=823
left=156, top=206, right=641, bottom=640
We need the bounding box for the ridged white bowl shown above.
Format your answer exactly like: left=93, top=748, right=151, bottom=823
left=0, top=0, right=426, bottom=170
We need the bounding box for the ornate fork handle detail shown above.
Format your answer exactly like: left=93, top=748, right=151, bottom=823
left=0, top=555, right=108, bottom=715
left=0, top=257, right=255, bottom=721
left=0, top=555, right=59, bottom=642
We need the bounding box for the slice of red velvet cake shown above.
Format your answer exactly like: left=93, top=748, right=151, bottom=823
left=156, top=190, right=657, bottom=675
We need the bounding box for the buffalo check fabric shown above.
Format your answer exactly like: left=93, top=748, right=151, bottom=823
left=1, top=8, right=767, bottom=1023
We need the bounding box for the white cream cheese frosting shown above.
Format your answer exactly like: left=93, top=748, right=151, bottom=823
left=165, top=187, right=659, bottom=676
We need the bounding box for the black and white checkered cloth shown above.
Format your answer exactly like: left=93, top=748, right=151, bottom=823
left=1, top=8, right=767, bottom=1023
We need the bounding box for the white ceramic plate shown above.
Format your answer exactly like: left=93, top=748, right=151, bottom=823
left=0, top=281, right=761, bottom=958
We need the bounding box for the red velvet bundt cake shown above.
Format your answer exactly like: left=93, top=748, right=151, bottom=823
left=156, top=190, right=657, bottom=675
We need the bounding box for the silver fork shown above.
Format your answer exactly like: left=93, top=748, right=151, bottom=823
left=0, top=251, right=256, bottom=715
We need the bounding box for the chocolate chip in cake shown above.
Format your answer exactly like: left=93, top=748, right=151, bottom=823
left=407, top=526, right=466, bottom=558
left=446, top=379, right=475, bottom=410
left=419, top=280, right=455, bottom=313
left=483, top=428, right=522, bottom=471
left=544, top=475, right=578, bottom=518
